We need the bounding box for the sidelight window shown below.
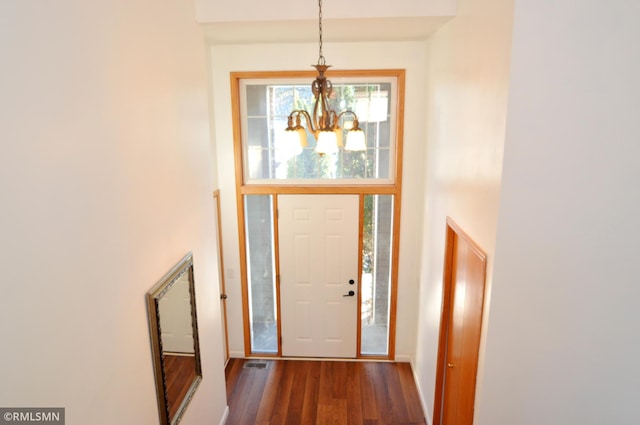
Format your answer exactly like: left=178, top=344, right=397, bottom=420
left=244, top=195, right=278, bottom=354
left=361, top=195, right=394, bottom=355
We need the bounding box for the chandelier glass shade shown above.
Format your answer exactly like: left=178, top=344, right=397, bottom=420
left=284, top=0, right=366, bottom=155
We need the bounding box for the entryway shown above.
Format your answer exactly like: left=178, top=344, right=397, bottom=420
left=231, top=70, right=406, bottom=359
left=225, top=358, right=426, bottom=424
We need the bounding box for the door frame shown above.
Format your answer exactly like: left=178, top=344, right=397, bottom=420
left=213, top=190, right=230, bottom=364
left=231, top=70, right=406, bottom=360
left=238, top=189, right=398, bottom=359
left=433, top=217, right=488, bottom=424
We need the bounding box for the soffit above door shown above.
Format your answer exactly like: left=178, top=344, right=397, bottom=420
left=202, top=17, right=452, bottom=44
left=196, top=0, right=455, bottom=23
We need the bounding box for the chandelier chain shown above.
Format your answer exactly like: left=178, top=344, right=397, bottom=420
left=284, top=0, right=365, bottom=153
left=317, top=0, right=325, bottom=65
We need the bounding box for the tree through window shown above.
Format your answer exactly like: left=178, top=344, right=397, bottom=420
left=241, top=77, right=397, bottom=184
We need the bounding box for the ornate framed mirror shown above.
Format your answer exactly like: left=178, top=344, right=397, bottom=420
left=147, top=252, right=202, bottom=425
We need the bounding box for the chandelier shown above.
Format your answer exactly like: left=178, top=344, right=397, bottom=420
left=284, top=0, right=366, bottom=155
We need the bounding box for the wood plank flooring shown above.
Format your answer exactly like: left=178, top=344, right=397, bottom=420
left=225, top=358, right=426, bottom=425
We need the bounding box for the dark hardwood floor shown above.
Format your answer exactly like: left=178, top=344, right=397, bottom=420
left=225, top=358, right=426, bottom=425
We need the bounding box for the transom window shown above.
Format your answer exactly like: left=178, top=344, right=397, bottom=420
left=239, top=76, right=398, bottom=185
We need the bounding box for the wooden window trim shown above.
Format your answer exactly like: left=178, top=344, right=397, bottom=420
left=231, top=69, right=405, bottom=359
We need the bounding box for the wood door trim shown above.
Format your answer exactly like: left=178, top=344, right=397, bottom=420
left=356, top=194, right=365, bottom=357
left=230, top=71, right=253, bottom=357
left=213, top=190, right=230, bottom=362
left=273, top=194, right=283, bottom=357
left=387, top=69, right=405, bottom=361
left=432, top=217, right=487, bottom=424
left=230, top=70, right=406, bottom=359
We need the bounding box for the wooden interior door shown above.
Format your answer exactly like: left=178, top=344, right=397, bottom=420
left=433, top=218, right=487, bottom=425
left=278, top=194, right=359, bottom=358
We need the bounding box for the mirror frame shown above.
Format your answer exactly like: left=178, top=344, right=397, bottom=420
left=147, top=252, right=202, bottom=425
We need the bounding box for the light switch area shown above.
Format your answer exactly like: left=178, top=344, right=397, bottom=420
left=226, top=268, right=235, bottom=279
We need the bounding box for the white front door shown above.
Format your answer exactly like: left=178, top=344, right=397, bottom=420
left=278, top=194, right=359, bottom=358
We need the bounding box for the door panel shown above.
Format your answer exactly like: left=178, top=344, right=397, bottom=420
left=278, top=194, right=359, bottom=358
left=434, top=218, right=487, bottom=425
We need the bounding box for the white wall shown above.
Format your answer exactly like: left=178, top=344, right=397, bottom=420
left=0, top=2, right=227, bottom=424
left=209, top=40, right=427, bottom=360
left=476, top=1, right=640, bottom=424
left=196, top=0, right=455, bottom=22
left=413, top=0, right=514, bottom=421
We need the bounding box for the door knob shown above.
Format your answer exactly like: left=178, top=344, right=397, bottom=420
left=447, top=363, right=455, bottom=368
left=343, top=290, right=355, bottom=297
left=220, top=294, right=228, bottom=300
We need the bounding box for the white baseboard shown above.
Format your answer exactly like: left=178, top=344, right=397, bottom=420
left=395, top=354, right=412, bottom=363
left=230, top=352, right=415, bottom=363
left=218, top=405, right=229, bottom=425
left=410, top=358, right=432, bottom=425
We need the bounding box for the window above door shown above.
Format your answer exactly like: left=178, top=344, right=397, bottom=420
left=236, top=72, right=402, bottom=185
